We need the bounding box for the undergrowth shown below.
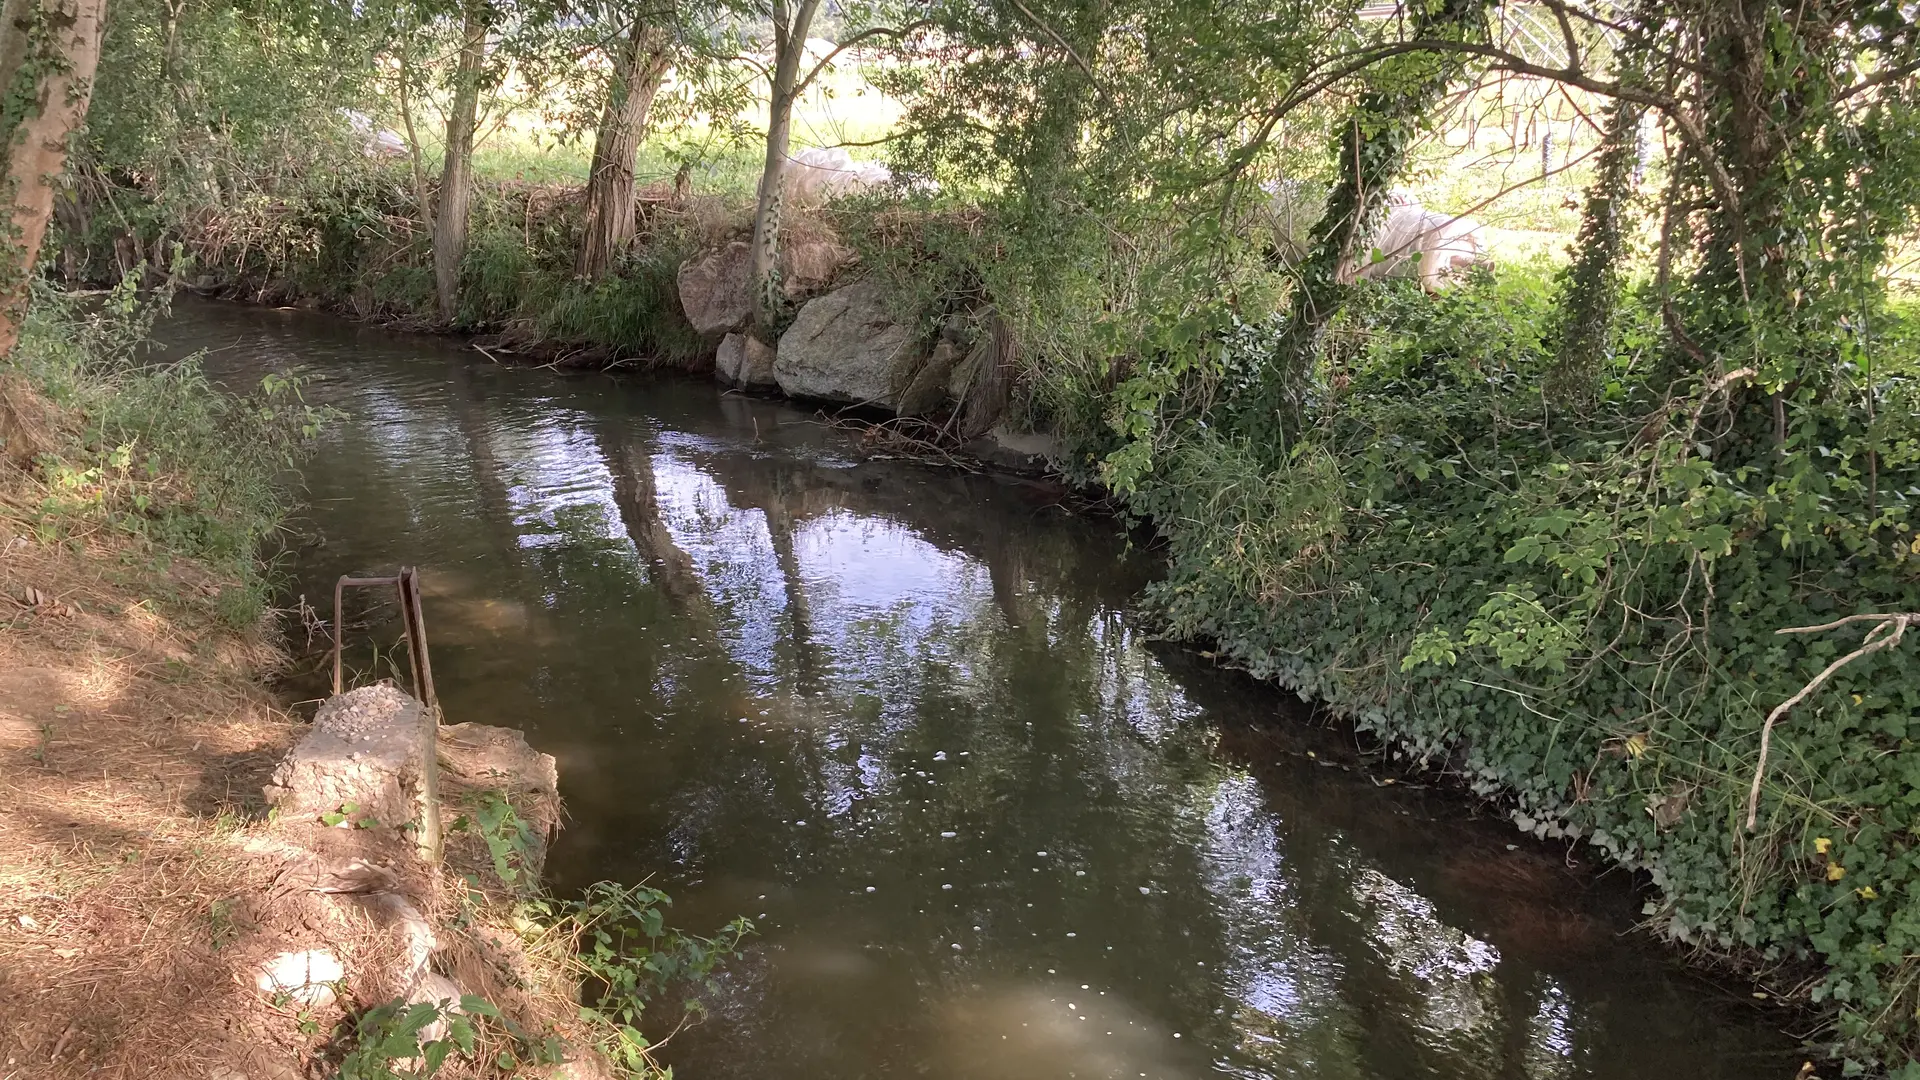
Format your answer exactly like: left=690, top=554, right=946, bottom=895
left=1, top=276, right=330, bottom=627
left=334, top=861, right=752, bottom=1079
left=56, top=166, right=714, bottom=369
left=1096, top=266, right=1920, bottom=1072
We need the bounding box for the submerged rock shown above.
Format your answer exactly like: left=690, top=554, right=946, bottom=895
left=775, top=279, right=924, bottom=409
left=965, top=423, right=1059, bottom=474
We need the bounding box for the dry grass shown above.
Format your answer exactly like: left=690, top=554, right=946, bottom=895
left=0, top=458, right=320, bottom=1077
left=0, top=373, right=68, bottom=472
left=0, top=471, right=595, bottom=1079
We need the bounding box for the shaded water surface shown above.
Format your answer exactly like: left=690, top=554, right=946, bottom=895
left=170, top=301, right=1796, bottom=1080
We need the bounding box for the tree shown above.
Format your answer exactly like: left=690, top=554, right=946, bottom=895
left=744, top=0, right=822, bottom=342
left=1262, top=0, right=1492, bottom=438
left=433, top=1, right=491, bottom=322
left=576, top=10, right=674, bottom=278
left=743, top=1, right=930, bottom=342
left=0, top=0, right=108, bottom=358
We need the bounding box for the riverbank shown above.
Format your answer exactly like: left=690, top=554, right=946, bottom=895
left=0, top=287, right=738, bottom=1077
left=53, top=170, right=1920, bottom=1070
left=0, top=447, right=305, bottom=1076
left=0, top=285, right=325, bottom=1073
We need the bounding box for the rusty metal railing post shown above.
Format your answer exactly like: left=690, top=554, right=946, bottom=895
left=330, top=569, right=443, bottom=864
left=396, top=567, right=443, bottom=865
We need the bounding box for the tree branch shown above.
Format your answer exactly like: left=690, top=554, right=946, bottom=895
left=1746, top=614, right=1918, bottom=831
left=1836, top=57, right=1920, bottom=102
left=796, top=19, right=936, bottom=96
left=1004, top=0, right=1100, bottom=87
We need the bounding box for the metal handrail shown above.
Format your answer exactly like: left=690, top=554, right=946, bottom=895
left=330, top=567, right=443, bottom=863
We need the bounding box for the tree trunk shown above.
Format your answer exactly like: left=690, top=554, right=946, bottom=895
left=1546, top=94, right=1644, bottom=405
left=433, top=8, right=487, bottom=324
left=1260, top=0, right=1490, bottom=442
left=0, top=0, right=107, bottom=360
left=577, top=19, right=672, bottom=279
left=395, top=36, right=433, bottom=243
left=748, top=0, right=823, bottom=343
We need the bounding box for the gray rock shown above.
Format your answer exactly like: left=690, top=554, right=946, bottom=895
left=781, top=235, right=856, bottom=299
left=716, top=332, right=777, bottom=390
left=678, top=239, right=856, bottom=346
left=677, top=242, right=753, bottom=342
left=895, top=339, right=962, bottom=417
left=965, top=423, right=1059, bottom=475
left=741, top=336, right=778, bottom=389
left=438, top=721, right=562, bottom=885
left=946, top=340, right=985, bottom=402
left=715, top=332, right=747, bottom=385
left=775, top=279, right=924, bottom=409
left=938, top=313, right=976, bottom=347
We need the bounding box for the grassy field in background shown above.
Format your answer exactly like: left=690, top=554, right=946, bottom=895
left=457, top=58, right=901, bottom=197
left=419, top=56, right=1915, bottom=281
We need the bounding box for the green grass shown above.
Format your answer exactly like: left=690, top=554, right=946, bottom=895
left=4, top=279, right=330, bottom=628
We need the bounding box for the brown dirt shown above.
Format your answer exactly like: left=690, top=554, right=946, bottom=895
left=0, top=473, right=325, bottom=1077
left=0, top=460, right=593, bottom=1079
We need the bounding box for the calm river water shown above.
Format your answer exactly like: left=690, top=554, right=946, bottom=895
left=168, top=300, right=1797, bottom=1080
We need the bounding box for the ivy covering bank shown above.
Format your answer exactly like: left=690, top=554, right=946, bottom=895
left=1119, top=277, right=1920, bottom=1069
left=854, top=0, right=1920, bottom=1067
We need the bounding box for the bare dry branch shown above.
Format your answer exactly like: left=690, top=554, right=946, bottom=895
left=1746, top=614, right=1919, bottom=831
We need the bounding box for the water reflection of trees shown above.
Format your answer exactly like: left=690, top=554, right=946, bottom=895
left=592, top=439, right=1556, bottom=1077
left=320, top=367, right=1779, bottom=1080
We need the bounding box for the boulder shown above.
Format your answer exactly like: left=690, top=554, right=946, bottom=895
left=965, top=423, right=1060, bottom=475
left=438, top=721, right=563, bottom=893
left=676, top=242, right=754, bottom=341
left=715, top=332, right=778, bottom=390
left=782, top=235, right=856, bottom=298
left=775, top=280, right=924, bottom=409
left=895, top=339, right=963, bottom=417
left=945, top=340, right=984, bottom=403
left=678, top=239, right=857, bottom=344
left=715, top=333, right=747, bottom=384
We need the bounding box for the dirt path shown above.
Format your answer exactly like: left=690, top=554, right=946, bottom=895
left=0, top=510, right=320, bottom=1077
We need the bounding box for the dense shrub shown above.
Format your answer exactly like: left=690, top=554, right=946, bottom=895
left=1111, top=267, right=1920, bottom=1071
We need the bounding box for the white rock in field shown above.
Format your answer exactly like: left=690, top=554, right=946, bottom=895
left=1344, top=204, right=1489, bottom=289
left=785, top=146, right=893, bottom=206
left=257, top=949, right=345, bottom=1007
left=1258, top=179, right=1491, bottom=290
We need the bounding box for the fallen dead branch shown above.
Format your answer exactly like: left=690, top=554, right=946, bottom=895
left=1746, top=613, right=1919, bottom=831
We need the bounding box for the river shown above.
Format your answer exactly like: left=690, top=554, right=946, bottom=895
left=168, top=300, right=1796, bottom=1080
